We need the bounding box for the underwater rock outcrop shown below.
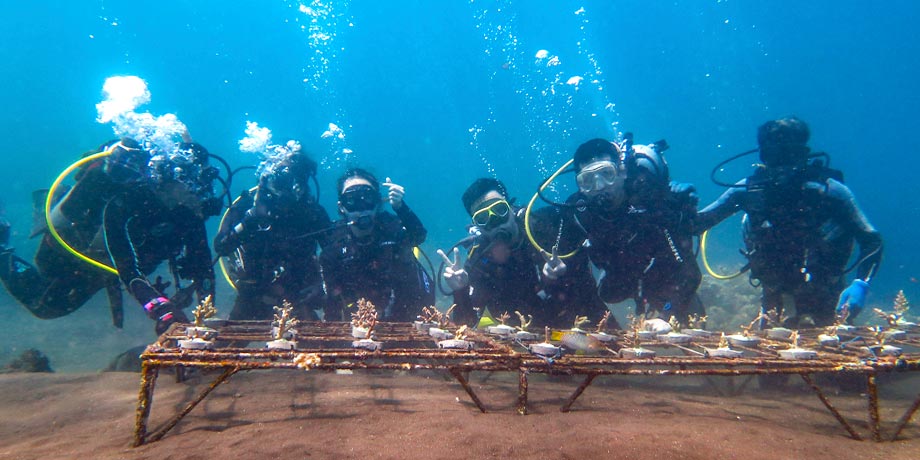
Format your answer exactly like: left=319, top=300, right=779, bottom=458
left=1, top=348, right=53, bottom=373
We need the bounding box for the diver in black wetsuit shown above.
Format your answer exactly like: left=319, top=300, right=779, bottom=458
left=696, top=117, right=882, bottom=327
left=440, top=178, right=611, bottom=329
left=214, top=148, right=331, bottom=321
left=0, top=137, right=218, bottom=334
left=564, top=138, right=703, bottom=323
left=320, top=168, right=433, bottom=322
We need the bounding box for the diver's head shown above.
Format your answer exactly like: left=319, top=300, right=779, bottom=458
left=462, top=178, right=518, bottom=250
left=103, top=138, right=150, bottom=184
left=626, top=143, right=670, bottom=202
left=757, top=117, right=810, bottom=168
left=572, top=138, right=626, bottom=206
left=148, top=143, right=220, bottom=217
left=337, top=168, right=381, bottom=238
left=260, top=149, right=317, bottom=205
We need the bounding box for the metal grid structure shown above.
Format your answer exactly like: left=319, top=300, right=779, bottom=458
left=134, top=320, right=920, bottom=446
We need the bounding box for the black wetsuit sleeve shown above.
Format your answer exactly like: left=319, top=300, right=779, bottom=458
left=695, top=179, right=747, bottom=233
left=179, top=213, right=216, bottom=301
left=102, top=195, right=164, bottom=307
left=394, top=203, right=427, bottom=247
left=825, top=179, right=883, bottom=281
left=213, top=191, right=255, bottom=256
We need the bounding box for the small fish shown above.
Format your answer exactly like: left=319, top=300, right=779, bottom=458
left=560, top=330, right=603, bottom=352
left=910, top=276, right=918, bottom=284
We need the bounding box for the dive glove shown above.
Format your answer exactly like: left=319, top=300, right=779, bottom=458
left=836, top=279, right=869, bottom=321
left=144, top=297, right=190, bottom=335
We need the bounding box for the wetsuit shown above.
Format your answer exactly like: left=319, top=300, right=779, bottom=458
left=0, top=161, right=125, bottom=324
left=567, top=184, right=702, bottom=322
left=214, top=188, right=331, bottom=320
left=451, top=207, right=611, bottom=329
left=696, top=166, right=882, bottom=326
left=103, top=184, right=216, bottom=320
left=321, top=204, right=433, bottom=322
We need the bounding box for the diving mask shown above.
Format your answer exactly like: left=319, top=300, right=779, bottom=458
left=340, top=184, right=380, bottom=212
left=576, top=160, right=620, bottom=195
left=471, top=199, right=511, bottom=229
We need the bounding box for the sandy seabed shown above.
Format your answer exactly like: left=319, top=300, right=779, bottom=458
left=1, top=369, right=919, bottom=460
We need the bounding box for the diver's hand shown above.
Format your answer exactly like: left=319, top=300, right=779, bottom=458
left=438, top=247, right=469, bottom=292
left=541, top=247, right=567, bottom=281
left=144, top=298, right=189, bottom=335
left=669, top=181, right=698, bottom=206
left=383, top=177, right=405, bottom=210
left=242, top=205, right=273, bottom=232
left=837, top=279, right=869, bottom=322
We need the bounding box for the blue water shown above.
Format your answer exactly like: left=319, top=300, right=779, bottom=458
left=1, top=0, right=918, bottom=370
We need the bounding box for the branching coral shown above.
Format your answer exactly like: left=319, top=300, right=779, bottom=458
left=418, top=306, right=440, bottom=324
left=894, top=290, right=910, bottom=317
left=572, top=315, right=590, bottom=330
left=351, top=298, right=378, bottom=338
left=454, top=325, right=470, bottom=340
left=192, top=295, right=217, bottom=327
left=496, top=311, right=511, bottom=326
left=873, top=308, right=900, bottom=328
left=595, top=311, right=612, bottom=333
left=687, top=314, right=708, bottom=330
left=272, top=301, right=299, bottom=341
left=515, top=311, right=533, bottom=332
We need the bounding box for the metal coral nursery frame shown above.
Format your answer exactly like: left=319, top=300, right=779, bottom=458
left=134, top=321, right=920, bottom=446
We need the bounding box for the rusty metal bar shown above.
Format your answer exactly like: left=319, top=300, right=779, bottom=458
left=448, top=368, right=487, bottom=413
left=133, top=361, right=160, bottom=447
left=145, top=366, right=239, bottom=444
left=866, top=373, right=882, bottom=442
left=800, top=373, right=862, bottom=441
left=890, top=390, right=920, bottom=441
left=517, top=369, right=528, bottom=415
left=560, top=374, right=597, bottom=413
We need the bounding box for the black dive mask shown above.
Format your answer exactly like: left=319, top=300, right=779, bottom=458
left=340, top=185, right=380, bottom=212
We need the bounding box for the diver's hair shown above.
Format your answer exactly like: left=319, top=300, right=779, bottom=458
left=337, top=167, right=379, bottom=195
left=573, top=138, right=618, bottom=172
left=461, top=178, right=508, bottom=215
left=757, top=116, right=809, bottom=147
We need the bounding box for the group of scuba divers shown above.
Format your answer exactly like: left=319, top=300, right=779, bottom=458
left=0, top=116, right=882, bottom=338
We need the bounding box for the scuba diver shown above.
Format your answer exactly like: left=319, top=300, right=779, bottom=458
left=0, top=136, right=220, bottom=335
left=439, top=178, right=612, bottom=329
left=561, top=137, right=703, bottom=323
left=214, top=145, right=331, bottom=321
left=320, top=168, right=433, bottom=322
left=697, top=117, right=882, bottom=327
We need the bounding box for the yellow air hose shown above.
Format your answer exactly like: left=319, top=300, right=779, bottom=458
left=699, top=229, right=745, bottom=280
left=524, top=159, right=580, bottom=260
left=45, top=148, right=119, bottom=275
left=217, top=189, right=258, bottom=291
